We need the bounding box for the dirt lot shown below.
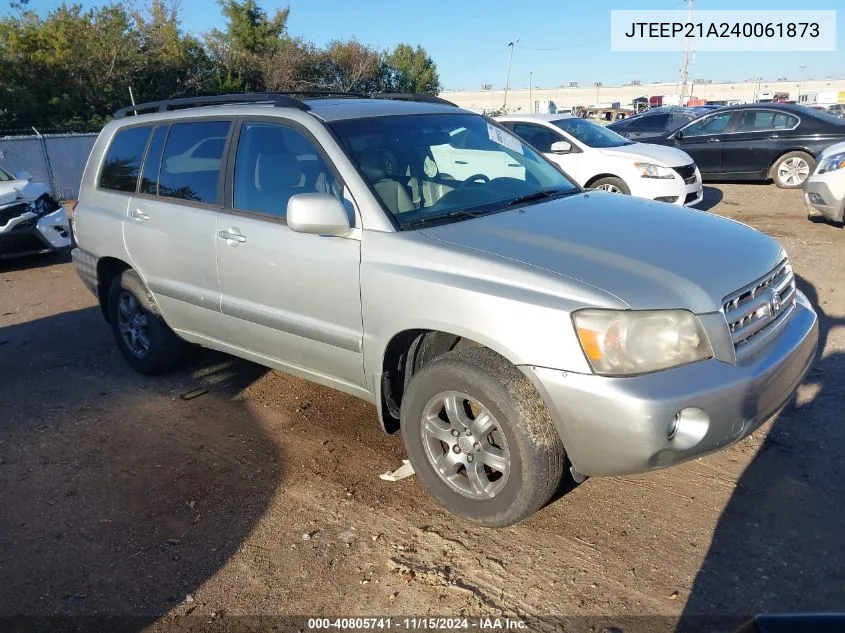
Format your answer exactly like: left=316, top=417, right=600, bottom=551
left=1, top=184, right=844, bottom=632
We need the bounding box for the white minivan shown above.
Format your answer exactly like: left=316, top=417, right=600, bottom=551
left=496, top=113, right=703, bottom=207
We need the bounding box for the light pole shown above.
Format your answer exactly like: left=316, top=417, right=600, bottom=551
left=529, top=71, right=533, bottom=113
left=503, top=40, right=518, bottom=111
left=798, top=65, right=807, bottom=101
left=594, top=82, right=602, bottom=106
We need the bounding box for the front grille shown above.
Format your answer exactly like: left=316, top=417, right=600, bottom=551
left=0, top=202, right=31, bottom=226
left=672, top=164, right=698, bottom=184
left=0, top=232, right=49, bottom=258
left=723, top=259, right=796, bottom=355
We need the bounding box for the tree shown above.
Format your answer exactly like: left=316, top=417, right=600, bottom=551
left=383, top=44, right=441, bottom=95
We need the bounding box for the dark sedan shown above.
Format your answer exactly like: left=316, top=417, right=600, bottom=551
left=609, top=103, right=845, bottom=189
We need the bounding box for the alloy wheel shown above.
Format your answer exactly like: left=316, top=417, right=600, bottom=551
left=777, top=157, right=810, bottom=187
left=117, top=291, right=151, bottom=358
left=420, top=391, right=510, bottom=500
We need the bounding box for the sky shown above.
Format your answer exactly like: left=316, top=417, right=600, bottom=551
left=5, top=0, right=843, bottom=90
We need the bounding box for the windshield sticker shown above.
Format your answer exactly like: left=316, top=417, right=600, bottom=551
left=487, top=124, right=524, bottom=154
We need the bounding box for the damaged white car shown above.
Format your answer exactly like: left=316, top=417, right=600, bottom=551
left=0, top=166, right=71, bottom=260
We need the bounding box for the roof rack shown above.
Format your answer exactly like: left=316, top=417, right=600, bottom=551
left=115, top=91, right=458, bottom=118
left=375, top=93, right=458, bottom=107
left=115, top=93, right=311, bottom=118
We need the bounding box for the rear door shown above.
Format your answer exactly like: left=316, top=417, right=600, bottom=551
left=720, top=109, right=799, bottom=176
left=675, top=111, right=736, bottom=175
left=613, top=113, right=670, bottom=141
left=214, top=118, right=365, bottom=390
left=124, top=119, right=231, bottom=332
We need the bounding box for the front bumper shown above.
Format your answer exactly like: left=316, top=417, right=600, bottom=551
left=630, top=168, right=703, bottom=207
left=0, top=207, right=71, bottom=260
left=804, top=176, right=845, bottom=223
left=523, top=292, right=818, bottom=477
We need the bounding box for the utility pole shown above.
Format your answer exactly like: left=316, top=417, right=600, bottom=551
left=503, top=40, right=518, bottom=111
left=594, top=82, right=601, bottom=106
left=679, top=0, right=693, bottom=102
left=529, top=72, right=533, bottom=113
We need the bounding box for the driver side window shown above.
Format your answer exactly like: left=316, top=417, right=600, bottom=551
left=509, top=123, right=559, bottom=153
left=683, top=112, right=733, bottom=137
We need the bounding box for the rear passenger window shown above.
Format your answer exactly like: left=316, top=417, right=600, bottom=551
left=158, top=121, right=230, bottom=205
left=99, top=126, right=152, bottom=192
left=139, top=125, right=168, bottom=195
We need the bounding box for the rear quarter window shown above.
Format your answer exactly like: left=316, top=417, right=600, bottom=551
left=99, top=126, right=153, bottom=193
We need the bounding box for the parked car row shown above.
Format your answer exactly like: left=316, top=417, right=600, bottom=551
left=68, top=92, right=818, bottom=527
left=608, top=103, right=845, bottom=189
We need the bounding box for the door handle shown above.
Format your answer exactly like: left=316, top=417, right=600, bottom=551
left=707, top=138, right=721, bottom=143
left=217, top=228, right=247, bottom=244
left=129, top=209, right=150, bottom=221
left=767, top=134, right=780, bottom=140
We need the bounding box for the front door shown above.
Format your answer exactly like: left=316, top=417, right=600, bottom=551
left=215, top=120, right=365, bottom=390
left=507, top=122, right=582, bottom=183
left=675, top=111, right=736, bottom=175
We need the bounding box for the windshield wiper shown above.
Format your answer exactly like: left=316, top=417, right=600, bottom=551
left=400, top=209, right=489, bottom=230
left=505, top=188, right=576, bottom=207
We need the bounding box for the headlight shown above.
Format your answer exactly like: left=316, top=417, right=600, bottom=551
left=573, top=309, right=712, bottom=376
left=634, top=162, right=675, bottom=179
left=818, top=152, right=845, bottom=174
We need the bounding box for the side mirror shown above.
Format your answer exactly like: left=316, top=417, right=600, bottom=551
left=674, top=130, right=684, bottom=140
left=15, top=170, right=32, bottom=181
left=550, top=140, right=572, bottom=154
left=287, top=193, right=351, bottom=236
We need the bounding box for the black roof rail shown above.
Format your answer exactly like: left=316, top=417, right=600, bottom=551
left=374, top=93, right=459, bottom=107
left=114, top=92, right=311, bottom=118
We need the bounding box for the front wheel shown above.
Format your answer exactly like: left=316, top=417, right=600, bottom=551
left=591, top=176, right=630, bottom=195
left=401, top=347, right=566, bottom=527
left=772, top=152, right=815, bottom=189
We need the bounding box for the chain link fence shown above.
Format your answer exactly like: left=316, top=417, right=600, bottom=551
left=0, top=131, right=99, bottom=201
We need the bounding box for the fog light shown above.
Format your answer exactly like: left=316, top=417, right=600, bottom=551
left=655, top=196, right=678, bottom=203
left=807, top=192, right=825, bottom=205
left=669, top=407, right=709, bottom=450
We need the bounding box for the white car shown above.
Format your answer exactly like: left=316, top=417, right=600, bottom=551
left=804, top=140, right=845, bottom=224
left=0, top=166, right=71, bottom=260
left=495, top=113, right=703, bottom=207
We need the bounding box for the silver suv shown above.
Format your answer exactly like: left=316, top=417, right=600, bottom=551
left=72, top=93, right=819, bottom=526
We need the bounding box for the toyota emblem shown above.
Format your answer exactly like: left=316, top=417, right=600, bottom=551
left=770, top=291, right=782, bottom=316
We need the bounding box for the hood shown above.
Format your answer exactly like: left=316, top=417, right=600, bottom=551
left=0, top=179, right=49, bottom=207
left=820, top=140, right=845, bottom=159
left=419, top=192, right=785, bottom=313
left=598, top=142, right=693, bottom=167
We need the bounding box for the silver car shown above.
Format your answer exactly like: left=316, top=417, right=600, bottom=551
left=72, top=94, right=818, bottom=526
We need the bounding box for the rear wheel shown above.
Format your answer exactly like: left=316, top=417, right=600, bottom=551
left=401, top=347, right=566, bottom=527
left=107, top=269, right=187, bottom=375
left=772, top=152, right=815, bottom=189
left=591, top=176, right=630, bottom=195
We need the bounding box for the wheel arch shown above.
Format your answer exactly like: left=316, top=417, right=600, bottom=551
left=376, top=328, right=520, bottom=434
left=95, top=256, right=131, bottom=321
left=585, top=173, right=625, bottom=189
left=767, top=148, right=816, bottom=179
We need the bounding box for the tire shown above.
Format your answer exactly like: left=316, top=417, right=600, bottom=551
left=590, top=176, right=631, bottom=195
left=772, top=151, right=815, bottom=189
left=107, top=269, right=187, bottom=375
left=401, top=347, right=566, bottom=527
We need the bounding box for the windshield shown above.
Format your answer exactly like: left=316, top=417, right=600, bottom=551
left=330, top=113, right=579, bottom=228
left=551, top=118, right=632, bottom=148
left=0, top=167, right=14, bottom=181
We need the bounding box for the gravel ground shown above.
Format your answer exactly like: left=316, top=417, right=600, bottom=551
left=1, top=184, right=844, bottom=632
